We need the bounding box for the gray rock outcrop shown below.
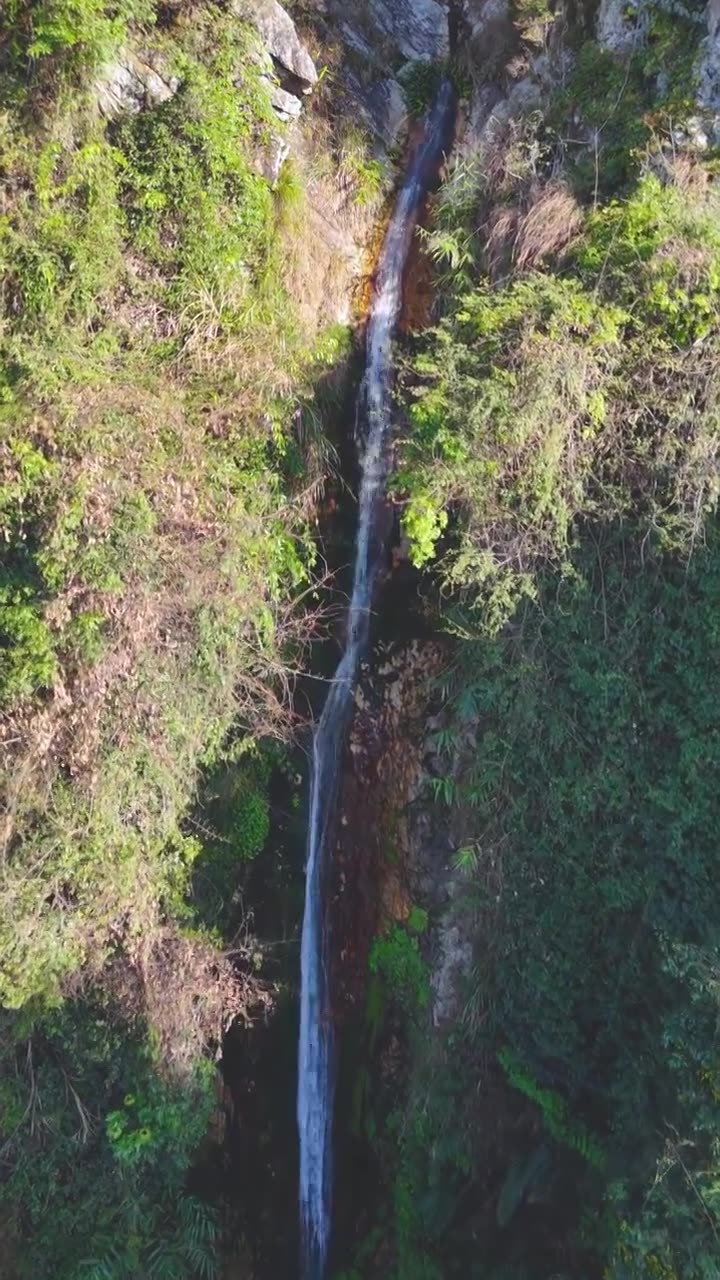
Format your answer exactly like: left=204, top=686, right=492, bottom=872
left=232, top=0, right=318, bottom=88
left=353, top=75, right=409, bottom=149
left=95, top=49, right=180, bottom=118
left=596, top=0, right=649, bottom=54
left=698, top=0, right=720, bottom=117
left=269, top=83, right=304, bottom=122
left=367, top=0, right=449, bottom=61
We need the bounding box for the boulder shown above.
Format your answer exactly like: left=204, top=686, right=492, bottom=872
left=232, top=0, right=318, bottom=89
left=95, top=49, right=180, bottom=117
left=364, top=77, right=409, bottom=149
left=254, top=130, right=293, bottom=184
left=269, top=83, right=304, bottom=122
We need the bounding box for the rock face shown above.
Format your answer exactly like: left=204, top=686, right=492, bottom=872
left=432, top=921, right=474, bottom=1027
left=462, top=0, right=512, bottom=60
left=254, top=132, right=292, bottom=184
left=326, top=0, right=449, bottom=153
left=596, top=0, right=649, bottom=54
left=367, top=0, right=449, bottom=61
left=330, top=638, right=476, bottom=1029
left=469, top=74, right=541, bottom=149
left=367, top=77, right=408, bottom=148
left=464, top=0, right=508, bottom=33
left=348, top=74, right=409, bottom=149
left=698, top=0, right=720, bottom=118
left=237, top=0, right=319, bottom=179
left=268, top=82, right=304, bottom=122
left=95, top=49, right=180, bottom=117
left=233, top=0, right=318, bottom=88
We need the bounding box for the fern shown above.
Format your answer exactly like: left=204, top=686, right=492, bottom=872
left=451, top=845, right=479, bottom=875
left=499, top=1048, right=606, bottom=1170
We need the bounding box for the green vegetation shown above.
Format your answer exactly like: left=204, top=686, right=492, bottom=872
left=0, top=0, right=345, bottom=1272
left=336, top=124, right=386, bottom=206
left=0, top=1002, right=218, bottom=1278
left=369, top=908, right=430, bottom=1014
left=552, top=6, right=704, bottom=198
left=398, top=58, right=445, bottom=117
left=406, top=526, right=720, bottom=1279
left=400, top=171, right=720, bottom=628
left=373, top=7, right=720, bottom=1280
left=1, top=0, right=155, bottom=83
left=0, top=5, right=317, bottom=1014
left=510, top=0, right=554, bottom=45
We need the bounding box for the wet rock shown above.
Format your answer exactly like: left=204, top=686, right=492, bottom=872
left=95, top=48, right=180, bottom=117
left=232, top=0, right=318, bottom=89
left=432, top=922, right=473, bottom=1027
left=367, top=0, right=449, bottom=61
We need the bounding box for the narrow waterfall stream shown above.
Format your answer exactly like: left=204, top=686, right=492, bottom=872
left=297, top=82, right=456, bottom=1280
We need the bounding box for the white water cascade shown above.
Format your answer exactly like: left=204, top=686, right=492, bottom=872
left=297, top=82, right=455, bottom=1280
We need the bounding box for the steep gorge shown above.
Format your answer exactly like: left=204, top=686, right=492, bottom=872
left=3, top=1, right=720, bottom=1278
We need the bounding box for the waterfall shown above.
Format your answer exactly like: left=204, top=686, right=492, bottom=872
left=297, top=81, right=455, bottom=1280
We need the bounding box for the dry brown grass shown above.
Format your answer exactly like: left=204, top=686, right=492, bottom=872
left=662, top=152, right=712, bottom=196
left=108, top=926, right=275, bottom=1077
left=486, top=204, right=520, bottom=280
left=483, top=183, right=581, bottom=280
left=56, top=916, right=275, bottom=1081
left=514, top=181, right=583, bottom=271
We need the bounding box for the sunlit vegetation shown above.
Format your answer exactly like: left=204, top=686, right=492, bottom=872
left=0, top=0, right=342, bottom=1272
left=400, top=169, right=720, bottom=627
left=3, top=0, right=720, bottom=1274
left=372, top=6, right=720, bottom=1279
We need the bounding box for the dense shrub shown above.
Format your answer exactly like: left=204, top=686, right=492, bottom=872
left=399, top=172, right=720, bottom=628
left=0, top=1002, right=219, bottom=1279
left=0, top=0, right=340, bottom=1271
left=383, top=13, right=720, bottom=1279
left=433, top=530, right=720, bottom=1278
left=0, top=0, right=157, bottom=93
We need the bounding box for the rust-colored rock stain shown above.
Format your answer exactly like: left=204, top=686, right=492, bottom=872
left=328, top=640, right=448, bottom=1019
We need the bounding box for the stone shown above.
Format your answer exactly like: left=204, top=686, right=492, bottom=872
left=432, top=921, right=473, bottom=1027
left=95, top=49, right=180, bottom=117
left=268, top=82, right=304, bottom=122
left=338, top=21, right=378, bottom=63
left=254, top=130, right=293, bottom=185
left=343, top=70, right=409, bottom=151
left=672, top=115, right=713, bottom=151
left=463, top=0, right=509, bottom=40
left=697, top=0, right=720, bottom=128
left=465, top=74, right=540, bottom=152
left=367, top=0, right=449, bottom=62
left=364, top=77, right=409, bottom=149
left=232, top=0, right=318, bottom=89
